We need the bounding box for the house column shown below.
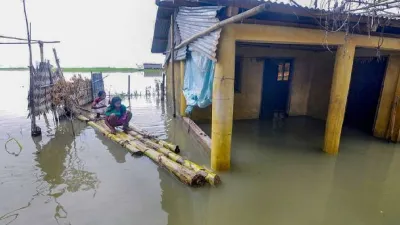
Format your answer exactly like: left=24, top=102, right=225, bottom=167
left=211, top=26, right=235, bottom=171
left=374, top=55, right=400, bottom=138
left=323, top=42, right=355, bottom=154
left=180, top=61, right=187, bottom=116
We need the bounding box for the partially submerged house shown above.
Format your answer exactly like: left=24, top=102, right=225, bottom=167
left=143, top=63, right=163, bottom=69
left=151, top=0, right=400, bottom=171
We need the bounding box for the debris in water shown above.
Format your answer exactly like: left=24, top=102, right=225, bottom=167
left=4, top=135, right=23, bottom=157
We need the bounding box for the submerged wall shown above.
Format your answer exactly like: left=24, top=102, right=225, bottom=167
left=165, top=46, right=393, bottom=125
left=233, top=46, right=320, bottom=120
left=307, top=52, right=335, bottom=120
left=165, top=46, right=336, bottom=121
left=165, top=61, right=182, bottom=115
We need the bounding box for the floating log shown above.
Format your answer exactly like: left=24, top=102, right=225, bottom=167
left=77, top=115, right=142, bottom=155
left=76, top=115, right=206, bottom=187
left=127, top=130, right=220, bottom=185
left=182, top=117, right=211, bottom=152
left=128, top=125, right=180, bottom=153
left=75, top=104, right=180, bottom=152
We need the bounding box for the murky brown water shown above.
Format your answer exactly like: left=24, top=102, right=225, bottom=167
left=1, top=71, right=400, bottom=225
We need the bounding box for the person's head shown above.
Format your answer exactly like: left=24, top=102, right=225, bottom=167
left=98, top=91, right=106, bottom=99
left=111, top=96, right=122, bottom=109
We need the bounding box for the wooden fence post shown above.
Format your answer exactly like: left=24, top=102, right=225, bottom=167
left=39, top=41, right=44, bottom=62
left=128, top=75, right=131, bottom=98
left=171, top=13, right=176, bottom=118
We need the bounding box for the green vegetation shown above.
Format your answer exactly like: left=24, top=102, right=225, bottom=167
left=0, top=67, right=162, bottom=73
left=0, top=67, right=27, bottom=71
left=63, top=67, right=142, bottom=73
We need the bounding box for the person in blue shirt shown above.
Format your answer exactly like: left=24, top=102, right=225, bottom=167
left=104, top=96, right=132, bottom=134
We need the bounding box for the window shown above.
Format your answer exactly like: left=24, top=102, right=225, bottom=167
left=277, top=61, right=291, bottom=81
left=234, top=57, right=242, bottom=93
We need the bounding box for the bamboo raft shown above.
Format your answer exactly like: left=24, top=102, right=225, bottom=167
left=76, top=115, right=221, bottom=187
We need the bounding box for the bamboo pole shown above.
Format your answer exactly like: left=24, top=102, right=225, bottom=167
left=0, top=34, right=60, bottom=43
left=171, top=13, right=177, bottom=118
left=23, top=0, right=41, bottom=137
left=131, top=140, right=205, bottom=186
left=77, top=115, right=205, bottom=186
left=161, top=72, right=165, bottom=101
left=174, top=3, right=268, bottom=51
left=0, top=41, right=60, bottom=45
left=39, top=41, right=44, bottom=63
left=128, top=130, right=179, bottom=153
left=182, top=117, right=211, bottom=151
left=180, top=61, right=187, bottom=117
left=125, top=130, right=220, bottom=185
left=128, top=75, right=131, bottom=99
left=387, top=97, right=399, bottom=141
left=127, top=126, right=180, bottom=153
left=53, top=48, right=64, bottom=78
left=87, top=119, right=142, bottom=155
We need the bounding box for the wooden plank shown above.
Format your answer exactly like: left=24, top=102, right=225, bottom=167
left=182, top=117, right=211, bottom=152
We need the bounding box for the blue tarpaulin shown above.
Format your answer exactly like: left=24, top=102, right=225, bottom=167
left=183, top=52, right=215, bottom=114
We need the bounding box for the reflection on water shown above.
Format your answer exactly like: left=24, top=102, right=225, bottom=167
left=33, top=120, right=100, bottom=224
left=1, top=71, right=400, bottom=225
left=96, top=132, right=128, bottom=163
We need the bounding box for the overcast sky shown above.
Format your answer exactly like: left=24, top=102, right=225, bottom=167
left=0, top=0, right=313, bottom=68
left=0, top=0, right=164, bottom=67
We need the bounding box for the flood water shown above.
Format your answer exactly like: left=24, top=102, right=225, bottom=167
left=1, top=71, right=400, bottom=225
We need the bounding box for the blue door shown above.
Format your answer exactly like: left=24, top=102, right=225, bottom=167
left=345, top=57, right=387, bottom=133
left=260, top=59, right=293, bottom=119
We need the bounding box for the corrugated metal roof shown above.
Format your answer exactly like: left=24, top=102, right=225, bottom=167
left=165, top=17, right=187, bottom=62
left=152, top=0, right=400, bottom=55
left=176, top=6, right=223, bottom=61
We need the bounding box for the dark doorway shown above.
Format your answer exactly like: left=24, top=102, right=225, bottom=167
left=344, top=57, right=387, bottom=133
left=260, top=59, right=293, bottom=119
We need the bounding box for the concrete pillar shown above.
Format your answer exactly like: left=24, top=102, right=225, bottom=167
left=211, top=26, right=235, bottom=171
left=180, top=61, right=187, bottom=116
left=323, top=42, right=355, bottom=155
left=374, top=55, right=400, bottom=138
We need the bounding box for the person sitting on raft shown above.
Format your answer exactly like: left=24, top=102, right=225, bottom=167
left=104, top=96, right=132, bottom=134
left=92, top=91, right=107, bottom=118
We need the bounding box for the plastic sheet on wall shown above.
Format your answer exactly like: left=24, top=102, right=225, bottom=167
left=183, top=51, right=215, bottom=114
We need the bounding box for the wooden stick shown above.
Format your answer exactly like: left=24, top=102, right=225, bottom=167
left=23, top=0, right=40, bottom=136
left=161, top=72, right=165, bottom=100
left=182, top=117, right=211, bottom=151
left=77, top=115, right=205, bottom=186
left=127, top=125, right=179, bottom=152
left=53, top=48, right=64, bottom=78
left=174, top=3, right=268, bottom=50
left=128, top=130, right=220, bottom=185
left=0, top=34, right=60, bottom=43
left=128, top=75, right=131, bottom=98
left=171, top=13, right=177, bottom=118
left=0, top=41, right=59, bottom=44
left=387, top=96, right=399, bottom=141
left=39, top=41, right=44, bottom=63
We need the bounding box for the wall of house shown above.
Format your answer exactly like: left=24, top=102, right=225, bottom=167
left=306, top=49, right=393, bottom=121
left=307, top=52, right=336, bottom=120
left=233, top=46, right=315, bottom=120
left=233, top=57, right=264, bottom=119
left=166, top=46, right=394, bottom=125
left=172, top=46, right=334, bottom=121
left=166, top=61, right=183, bottom=115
